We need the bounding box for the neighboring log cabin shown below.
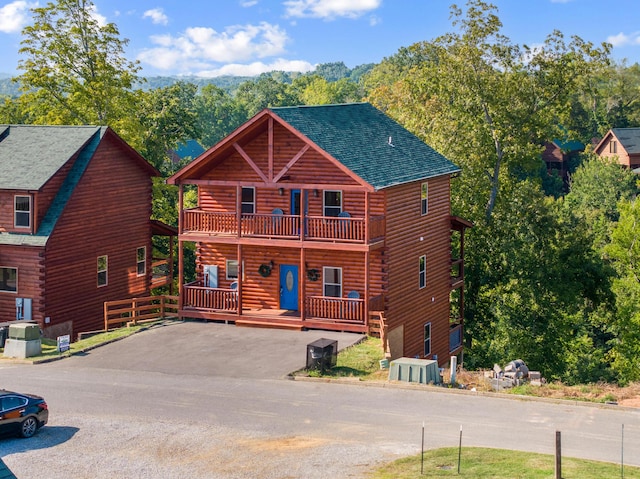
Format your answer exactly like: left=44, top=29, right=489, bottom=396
left=595, top=128, right=640, bottom=170
left=168, top=103, right=471, bottom=363
left=0, top=125, right=173, bottom=340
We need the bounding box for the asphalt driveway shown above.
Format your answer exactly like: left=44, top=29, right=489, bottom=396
left=62, top=319, right=365, bottom=378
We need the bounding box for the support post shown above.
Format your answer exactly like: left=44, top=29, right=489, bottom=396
left=555, top=430, right=562, bottom=479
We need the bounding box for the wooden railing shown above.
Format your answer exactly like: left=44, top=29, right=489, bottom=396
left=182, top=209, right=385, bottom=244
left=183, top=282, right=238, bottom=312
left=183, top=209, right=236, bottom=234
left=104, top=295, right=178, bottom=330
left=306, top=296, right=365, bottom=323
left=241, top=213, right=299, bottom=237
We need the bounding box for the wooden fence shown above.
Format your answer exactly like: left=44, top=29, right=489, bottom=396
left=104, top=295, right=179, bottom=330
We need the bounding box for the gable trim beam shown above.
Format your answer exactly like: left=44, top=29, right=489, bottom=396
left=273, top=144, right=310, bottom=183
left=233, top=142, right=269, bottom=183
left=268, top=117, right=274, bottom=182
left=182, top=178, right=372, bottom=192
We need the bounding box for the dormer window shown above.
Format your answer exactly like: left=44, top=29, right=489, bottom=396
left=14, top=195, right=31, bottom=229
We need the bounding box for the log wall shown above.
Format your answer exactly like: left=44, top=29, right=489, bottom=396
left=384, top=175, right=452, bottom=364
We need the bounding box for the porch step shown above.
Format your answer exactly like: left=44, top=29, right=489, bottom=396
left=235, top=318, right=305, bottom=331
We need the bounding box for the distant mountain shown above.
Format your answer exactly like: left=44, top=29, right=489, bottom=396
left=0, top=62, right=376, bottom=98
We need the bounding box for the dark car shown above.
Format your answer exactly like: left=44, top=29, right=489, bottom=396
left=0, top=390, right=48, bottom=438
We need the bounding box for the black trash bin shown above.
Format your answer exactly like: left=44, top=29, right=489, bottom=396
left=306, top=338, right=337, bottom=372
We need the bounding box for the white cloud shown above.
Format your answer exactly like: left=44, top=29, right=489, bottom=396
left=607, top=32, right=640, bottom=47
left=143, top=8, right=169, bottom=26
left=0, top=1, right=34, bottom=34
left=284, top=0, right=381, bottom=19
left=137, top=22, right=290, bottom=72
left=195, top=58, right=315, bottom=77
left=88, top=5, right=107, bottom=27
left=240, top=0, right=259, bottom=6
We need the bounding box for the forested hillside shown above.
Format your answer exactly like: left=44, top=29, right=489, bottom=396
left=3, top=0, right=640, bottom=385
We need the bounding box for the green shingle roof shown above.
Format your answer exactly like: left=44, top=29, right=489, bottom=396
left=0, top=125, right=105, bottom=247
left=0, top=124, right=103, bottom=190
left=270, top=103, right=460, bottom=190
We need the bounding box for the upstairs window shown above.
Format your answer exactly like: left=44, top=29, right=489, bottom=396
left=323, top=191, right=342, bottom=217
left=0, top=267, right=17, bottom=293
left=97, top=255, right=108, bottom=287
left=421, top=183, right=428, bottom=216
left=241, top=187, right=255, bottom=214
left=323, top=267, right=342, bottom=298
left=610, top=140, right=617, bottom=154
left=136, top=247, right=146, bottom=276
left=14, top=195, right=31, bottom=229
left=419, top=255, right=426, bottom=289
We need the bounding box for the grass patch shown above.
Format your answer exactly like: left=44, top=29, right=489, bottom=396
left=0, top=321, right=160, bottom=362
left=298, top=336, right=389, bottom=380
left=368, top=447, right=640, bottom=478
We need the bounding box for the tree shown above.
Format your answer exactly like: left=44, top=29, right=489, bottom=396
left=15, top=0, right=140, bottom=128
left=366, top=0, right=611, bottom=223
left=195, top=84, right=246, bottom=149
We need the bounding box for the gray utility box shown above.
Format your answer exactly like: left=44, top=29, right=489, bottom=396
left=9, top=323, right=40, bottom=341
left=388, top=357, right=440, bottom=384
left=306, top=338, right=338, bottom=371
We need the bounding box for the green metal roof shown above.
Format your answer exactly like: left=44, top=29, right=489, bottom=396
left=270, top=103, right=460, bottom=190
left=0, top=124, right=103, bottom=190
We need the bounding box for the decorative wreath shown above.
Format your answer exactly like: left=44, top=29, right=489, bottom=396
left=258, top=261, right=274, bottom=278
left=306, top=268, right=319, bottom=282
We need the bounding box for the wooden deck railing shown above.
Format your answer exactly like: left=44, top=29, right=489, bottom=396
left=104, top=295, right=179, bottom=330
left=241, top=213, right=299, bottom=237
left=182, top=209, right=385, bottom=243
left=306, top=296, right=365, bottom=323
left=183, top=282, right=238, bottom=312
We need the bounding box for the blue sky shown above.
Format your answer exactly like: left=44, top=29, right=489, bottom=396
left=1, top=0, right=639, bottom=77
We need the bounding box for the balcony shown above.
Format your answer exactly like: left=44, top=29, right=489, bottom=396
left=182, top=209, right=385, bottom=244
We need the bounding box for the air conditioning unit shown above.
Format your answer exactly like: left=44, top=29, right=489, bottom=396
left=388, top=358, right=440, bottom=384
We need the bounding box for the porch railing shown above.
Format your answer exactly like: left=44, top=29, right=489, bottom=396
left=183, top=282, right=238, bottom=312
left=306, top=296, right=364, bottom=323
left=182, top=209, right=385, bottom=243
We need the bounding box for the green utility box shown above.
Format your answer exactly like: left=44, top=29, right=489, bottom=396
left=388, top=357, right=440, bottom=384
left=8, top=323, right=41, bottom=341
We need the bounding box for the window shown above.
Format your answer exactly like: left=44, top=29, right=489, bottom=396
left=0, top=267, right=17, bottom=293
left=610, top=141, right=617, bottom=154
left=323, top=190, right=342, bottom=217
left=0, top=395, right=27, bottom=412
left=419, top=255, right=426, bottom=289
left=97, top=255, right=108, bottom=287
left=136, top=247, right=146, bottom=276
left=421, top=182, right=428, bottom=216
left=323, top=267, right=342, bottom=297
left=226, top=260, right=239, bottom=280
left=424, top=322, right=432, bottom=356
left=241, top=187, right=255, bottom=214
left=14, top=195, right=31, bottom=228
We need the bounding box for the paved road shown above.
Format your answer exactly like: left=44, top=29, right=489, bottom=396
left=1, top=321, right=640, bottom=478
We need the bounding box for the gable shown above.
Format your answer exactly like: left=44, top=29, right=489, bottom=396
left=168, top=103, right=460, bottom=190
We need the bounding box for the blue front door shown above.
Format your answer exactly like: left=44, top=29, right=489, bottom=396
left=280, top=265, right=299, bottom=311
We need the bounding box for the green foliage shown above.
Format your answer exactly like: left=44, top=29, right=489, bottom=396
left=15, top=0, right=140, bottom=128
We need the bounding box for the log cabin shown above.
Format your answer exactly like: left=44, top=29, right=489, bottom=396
left=167, top=103, right=471, bottom=363
left=594, top=128, right=640, bottom=169
left=0, top=125, right=172, bottom=340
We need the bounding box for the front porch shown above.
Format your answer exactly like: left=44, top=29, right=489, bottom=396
left=180, top=281, right=383, bottom=333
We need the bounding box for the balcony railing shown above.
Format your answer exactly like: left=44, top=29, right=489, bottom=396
left=182, top=209, right=385, bottom=243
